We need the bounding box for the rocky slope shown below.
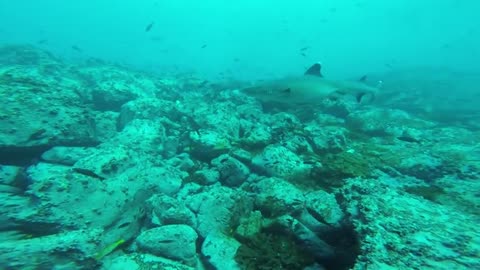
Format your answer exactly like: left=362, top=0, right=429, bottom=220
left=0, top=45, right=478, bottom=270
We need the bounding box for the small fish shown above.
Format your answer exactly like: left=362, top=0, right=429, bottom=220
left=198, top=80, right=209, bottom=87
left=94, top=239, right=126, bottom=260
left=300, top=46, right=310, bottom=51
left=300, top=52, right=307, bottom=57
left=397, top=136, right=421, bottom=143
left=37, top=39, right=48, bottom=44
left=145, top=22, right=154, bottom=32
left=71, top=45, right=82, bottom=52
left=201, top=44, right=207, bottom=49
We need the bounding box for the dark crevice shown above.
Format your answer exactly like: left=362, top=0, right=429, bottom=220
left=0, top=145, right=52, bottom=166
left=0, top=141, right=99, bottom=167
left=319, top=224, right=360, bottom=270
left=234, top=222, right=360, bottom=270
left=4, top=220, right=62, bottom=238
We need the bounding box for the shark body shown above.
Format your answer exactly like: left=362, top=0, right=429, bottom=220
left=243, top=63, right=379, bottom=106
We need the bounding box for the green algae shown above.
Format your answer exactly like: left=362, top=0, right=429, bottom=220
left=234, top=232, right=314, bottom=270
left=305, top=141, right=404, bottom=189
left=404, top=185, right=447, bottom=203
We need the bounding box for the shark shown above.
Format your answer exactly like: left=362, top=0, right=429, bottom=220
left=243, top=63, right=380, bottom=106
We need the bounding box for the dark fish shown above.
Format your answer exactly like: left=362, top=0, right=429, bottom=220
left=201, top=44, right=207, bottom=49
left=71, top=45, right=82, bottom=52
left=300, top=46, right=310, bottom=51
left=145, top=22, right=154, bottom=32
left=397, top=136, right=421, bottom=143
left=301, top=52, right=307, bottom=57
left=37, top=39, right=48, bottom=44
left=198, top=80, right=209, bottom=87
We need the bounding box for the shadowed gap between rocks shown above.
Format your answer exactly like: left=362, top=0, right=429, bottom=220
left=232, top=222, right=360, bottom=270
left=0, top=145, right=52, bottom=166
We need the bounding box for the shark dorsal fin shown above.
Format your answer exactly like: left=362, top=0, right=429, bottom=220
left=304, top=62, right=323, bottom=77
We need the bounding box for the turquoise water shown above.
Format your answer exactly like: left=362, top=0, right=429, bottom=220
left=1, top=0, right=479, bottom=79
left=0, top=1, right=479, bottom=270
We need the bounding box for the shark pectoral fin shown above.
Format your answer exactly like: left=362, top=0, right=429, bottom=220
left=304, top=62, right=323, bottom=77
left=356, top=92, right=375, bottom=103
left=356, top=92, right=367, bottom=103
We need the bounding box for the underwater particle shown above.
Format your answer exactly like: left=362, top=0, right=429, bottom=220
left=145, top=21, right=154, bottom=32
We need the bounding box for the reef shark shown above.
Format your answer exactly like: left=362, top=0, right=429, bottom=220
left=243, top=63, right=379, bottom=106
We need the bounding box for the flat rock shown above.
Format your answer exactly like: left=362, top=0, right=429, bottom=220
left=136, top=225, right=198, bottom=266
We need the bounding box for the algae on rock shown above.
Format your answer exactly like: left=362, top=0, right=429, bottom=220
left=234, top=232, right=314, bottom=270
